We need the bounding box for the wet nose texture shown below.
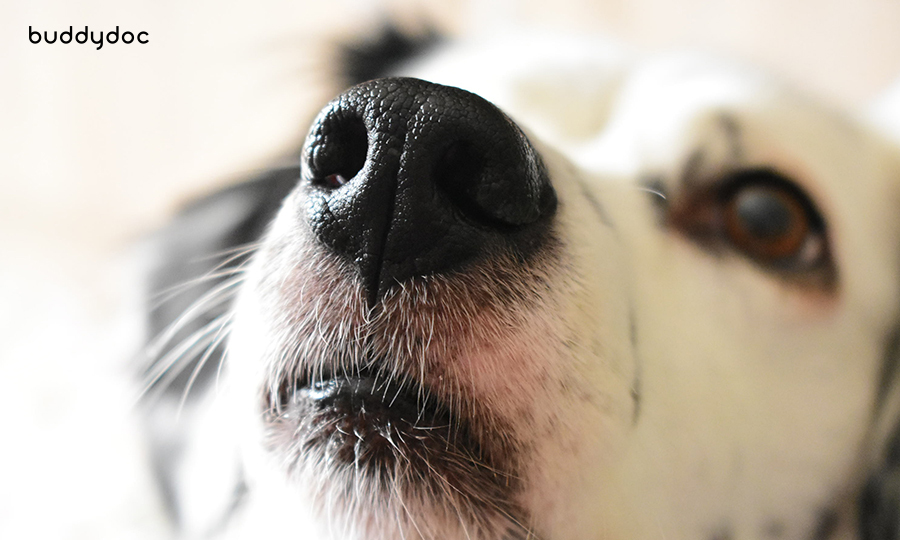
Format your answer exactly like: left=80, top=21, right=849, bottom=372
left=300, top=77, right=557, bottom=306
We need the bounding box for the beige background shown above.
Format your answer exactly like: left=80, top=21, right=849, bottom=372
left=2, top=0, right=899, bottom=537
left=4, top=0, right=900, bottom=252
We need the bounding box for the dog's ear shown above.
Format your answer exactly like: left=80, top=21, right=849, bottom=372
left=338, top=22, right=444, bottom=88
left=144, top=167, right=299, bottom=398
left=139, top=166, right=298, bottom=533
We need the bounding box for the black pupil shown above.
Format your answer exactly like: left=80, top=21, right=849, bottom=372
left=734, top=188, right=794, bottom=239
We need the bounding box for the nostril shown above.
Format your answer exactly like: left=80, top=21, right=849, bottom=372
left=435, top=140, right=483, bottom=191
left=323, top=173, right=350, bottom=188
left=308, top=113, right=369, bottom=189
left=433, top=140, right=496, bottom=225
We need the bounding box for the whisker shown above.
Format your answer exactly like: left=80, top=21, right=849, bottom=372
left=148, top=266, right=246, bottom=311
left=176, top=312, right=234, bottom=417
left=136, top=313, right=232, bottom=406
left=143, top=275, right=244, bottom=365
left=146, top=240, right=258, bottom=308
left=635, top=184, right=668, bottom=201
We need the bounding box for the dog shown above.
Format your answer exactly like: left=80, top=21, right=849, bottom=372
left=137, top=26, right=900, bottom=540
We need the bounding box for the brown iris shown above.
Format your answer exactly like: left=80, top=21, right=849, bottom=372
left=724, top=184, right=810, bottom=262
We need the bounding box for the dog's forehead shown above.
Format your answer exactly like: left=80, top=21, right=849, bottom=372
left=583, top=53, right=848, bottom=170
left=400, top=31, right=627, bottom=145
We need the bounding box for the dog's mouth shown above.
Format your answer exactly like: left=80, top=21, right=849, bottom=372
left=276, top=365, right=465, bottom=471
left=266, top=360, right=515, bottom=493
left=260, top=351, right=536, bottom=536
left=251, top=235, right=556, bottom=535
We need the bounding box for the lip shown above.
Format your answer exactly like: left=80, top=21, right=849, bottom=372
left=266, top=359, right=526, bottom=524
left=296, top=371, right=450, bottom=435
left=263, top=362, right=531, bottom=535
left=275, top=367, right=466, bottom=471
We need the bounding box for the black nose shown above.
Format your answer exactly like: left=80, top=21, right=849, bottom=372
left=300, top=77, right=557, bottom=305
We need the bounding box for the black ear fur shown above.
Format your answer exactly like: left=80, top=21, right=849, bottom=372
left=139, top=166, right=298, bottom=528
left=339, top=23, right=443, bottom=87
left=144, top=166, right=299, bottom=399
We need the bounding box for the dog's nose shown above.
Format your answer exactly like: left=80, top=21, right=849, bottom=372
left=300, top=77, right=557, bottom=304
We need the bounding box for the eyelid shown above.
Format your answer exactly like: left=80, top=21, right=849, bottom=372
left=666, top=167, right=837, bottom=291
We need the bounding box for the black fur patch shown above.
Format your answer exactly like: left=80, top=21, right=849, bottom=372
left=143, top=167, right=300, bottom=400
left=811, top=508, right=839, bottom=540
left=860, top=423, right=900, bottom=540
left=339, top=24, right=443, bottom=87
left=140, top=167, right=299, bottom=526
left=876, top=327, right=900, bottom=413
left=861, top=471, right=900, bottom=540
left=860, top=324, right=900, bottom=540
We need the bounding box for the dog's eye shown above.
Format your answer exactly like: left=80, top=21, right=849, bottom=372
left=723, top=182, right=811, bottom=263
left=671, top=168, right=833, bottom=283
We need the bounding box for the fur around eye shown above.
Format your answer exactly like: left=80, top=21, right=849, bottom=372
left=670, top=167, right=833, bottom=283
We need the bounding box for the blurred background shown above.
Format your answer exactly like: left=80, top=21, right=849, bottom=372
left=2, top=0, right=900, bottom=537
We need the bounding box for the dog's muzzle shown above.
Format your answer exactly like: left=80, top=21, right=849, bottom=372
left=300, top=77, right=558, bottom=304
left=254, top=79, right=567, bottom=537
